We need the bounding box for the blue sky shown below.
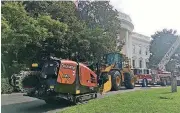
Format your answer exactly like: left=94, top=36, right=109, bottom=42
left=110, top=0, right=180, bottom=37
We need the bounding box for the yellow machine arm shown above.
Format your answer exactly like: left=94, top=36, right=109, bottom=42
left=99, top=65, right=114, bottom=94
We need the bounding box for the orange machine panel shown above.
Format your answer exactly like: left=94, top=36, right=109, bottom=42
left=57, top=60, right=77, bottom=84
left=79, top=63, right=97, bottom=87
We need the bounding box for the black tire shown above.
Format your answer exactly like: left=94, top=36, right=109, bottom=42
left=142, top=79, right=148, bottom=87
left=161, top=79, right=167, bottom=86
left=166, top=77, right=171, bottom=85
left=177, top=80, right=180, bottom=86
left=94, top=93, right=97, bottom=99
left=124, top=73, right=135, bottom=89
left=15, top=71, right=40, bottom=92
left=110, top=70, right=121, bottom=91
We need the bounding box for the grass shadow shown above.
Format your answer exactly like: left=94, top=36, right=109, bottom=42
left=160, top=92, right=172, bottom=94
left=159, top=96, right=173, bottom=100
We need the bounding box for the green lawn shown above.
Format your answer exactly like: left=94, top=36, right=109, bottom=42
left=59, top=87, right=180, bottom=113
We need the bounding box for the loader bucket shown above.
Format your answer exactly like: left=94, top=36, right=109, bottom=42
left=100, top=75, right=112, bottom=94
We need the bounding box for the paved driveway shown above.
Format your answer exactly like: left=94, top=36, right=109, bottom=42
left=1, top=86, right=157, bottom=113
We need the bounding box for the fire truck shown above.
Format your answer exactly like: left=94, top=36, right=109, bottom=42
left=132, top=68, right=153, bottom=87
left=151, top=69, right=171, bottom=86
left=133, top=36, right=180, bottom=87
left=151, top=36, right=180, bottom=86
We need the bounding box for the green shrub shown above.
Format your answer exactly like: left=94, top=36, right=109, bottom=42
left=1, top=78, right=13, bottom=94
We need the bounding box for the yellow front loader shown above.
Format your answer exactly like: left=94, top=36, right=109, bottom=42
left=99, top=52, right=136, bottom=94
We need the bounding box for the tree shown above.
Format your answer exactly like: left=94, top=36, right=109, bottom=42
left=1, top=2, right=68, bottom=77
left=149, top=29, right=180, bottom=70
left=1, top=1, right=122, bottom=78
left=23, top=1, right=120, bottom=61
left=77, top=1, right=121, bottom=59
left=78, top=1, right=121, bottom=38
left=1, top=2, right=48, bottom=77
left=23, top=1, right=87, bottom=59
left=23, top=1, right=51, bottom=17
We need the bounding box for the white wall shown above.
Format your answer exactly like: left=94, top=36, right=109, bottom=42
left=131, top=32, right=151, bottom=69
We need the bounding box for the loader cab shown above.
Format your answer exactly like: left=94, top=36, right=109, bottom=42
left=103, top=52, right=123, bottom=69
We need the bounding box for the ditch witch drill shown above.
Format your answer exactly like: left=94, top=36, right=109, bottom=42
left=9, top=56, right=109, bottom=104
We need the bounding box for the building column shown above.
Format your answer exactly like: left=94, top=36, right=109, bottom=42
left=129, top=33, right=133, bottom=67
left=125, top=31, right=129, bottom=58
left=137, top=59, right=139, bottom=68
left=144, top=59, right=147, bottom=68
left=135, top=59, right=137, bottom=68
left=116, top=34, right=120, bottom=50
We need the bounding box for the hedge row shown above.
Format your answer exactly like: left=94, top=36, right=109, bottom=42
left=1, top=78, right=14, bottom=94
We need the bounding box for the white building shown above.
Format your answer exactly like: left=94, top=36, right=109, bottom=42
left=117, top=12, right=151, bottom=69
left=131, top=32, right=151, bottom=68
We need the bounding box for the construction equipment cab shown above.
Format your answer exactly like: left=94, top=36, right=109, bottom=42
left=99, top=52, right=136, bottom=93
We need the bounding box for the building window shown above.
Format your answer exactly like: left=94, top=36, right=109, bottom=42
left=133, top=45, right=135, bottom=54
left=139, top=46, right=142, bottom=54
left=133, top=60, right=135, bottom=68
left=139, top=69, right=143, bottom=74
left=139, top=60, right=142, bottom=68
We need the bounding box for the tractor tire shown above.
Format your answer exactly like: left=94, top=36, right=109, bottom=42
left=15, top=71, right=40, bottom=93
left=124, top=73, right=135, bottom=89
left=142, top=79, right=148, bottom=87
left=161, top=79, right=167, bottom=86
left=110, top=70, right=121, bottom=91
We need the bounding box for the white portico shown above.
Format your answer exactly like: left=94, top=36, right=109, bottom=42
left=117, top=12, right=151, bottom=68
left=117, top=12, right=134, bottom=64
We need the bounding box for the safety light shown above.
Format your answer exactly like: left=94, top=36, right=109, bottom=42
left=32, top=63, right=38, bottom=67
